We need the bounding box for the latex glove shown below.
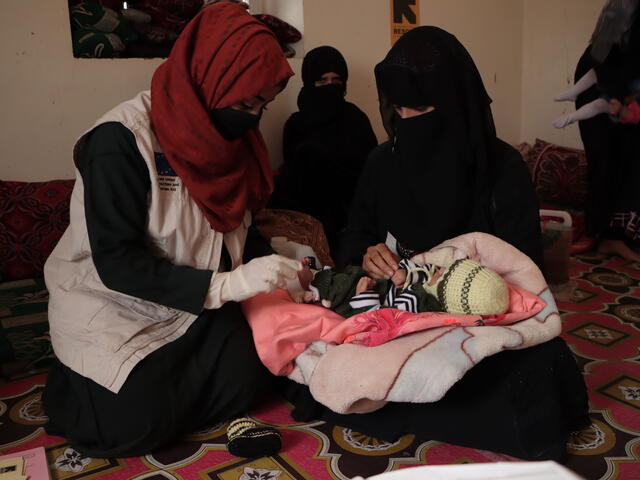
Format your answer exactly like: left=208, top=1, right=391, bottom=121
left=204, top=254, right=302, bottom=309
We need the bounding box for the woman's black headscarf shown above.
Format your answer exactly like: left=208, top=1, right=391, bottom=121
left=301, top=45, right=348, bottom=86
left=373, top=26, right=497, bottom=252
left=270, top=45, right=378, bottom=255
left=297, top=46, right=349, bottom=125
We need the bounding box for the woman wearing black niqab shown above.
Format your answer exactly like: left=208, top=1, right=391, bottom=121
left=337, top=26, right=543, bottom=273
left=270, top=46, right=378, bottom=255
left=283, top=27, right=589, bottom=463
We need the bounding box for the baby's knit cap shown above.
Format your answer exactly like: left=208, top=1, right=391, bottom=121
left=424, top=259, right=509, bottom=315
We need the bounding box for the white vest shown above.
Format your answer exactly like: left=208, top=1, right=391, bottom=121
left=44, top=91, right=250, bottom=393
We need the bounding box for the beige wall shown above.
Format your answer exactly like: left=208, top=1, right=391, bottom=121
left=302, top=0, right=524, bottom=150
left=521, top=0, right=605, bottom=148
left=0, top=0, right=604, bottom=181
left=420, top=0, right=524, bottom=145
left=1, top=1, right=164, bottom=181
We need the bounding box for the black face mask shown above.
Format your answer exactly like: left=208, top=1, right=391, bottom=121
left=393, top=108, right=443, bottom=164
left=211, top=107, right=261, bottom=140
left=387, top=107, right=472, bottom=252
left=298, top=83, right=346, bottom=124
left=313, top=82, right=345, bottom=101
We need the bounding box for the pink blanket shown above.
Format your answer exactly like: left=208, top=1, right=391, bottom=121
left=323, top=284, right=543, bottom=347
left=242, top=247, right=545, bottom=375
left=242, top=233, right=561, bottom=414
left=242, top=289, right=343, bottom=376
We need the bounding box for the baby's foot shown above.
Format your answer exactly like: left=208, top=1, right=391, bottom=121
left=552, top=113, right=575, bottom=129
left=554, top=91, right=577, bottom=102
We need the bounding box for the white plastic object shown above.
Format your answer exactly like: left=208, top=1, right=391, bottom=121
left=539, top=209, right=573, bottom=290
left=270, top=236, right=322, bottom=267
left=540, top=209, right=572, bottom=229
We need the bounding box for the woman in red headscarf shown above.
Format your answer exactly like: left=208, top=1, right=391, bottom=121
left=42, top=2, right=300, bottom=457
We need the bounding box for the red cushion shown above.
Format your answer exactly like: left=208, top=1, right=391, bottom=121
left=513, top=142, right=533, bottom=166
left=0, top=180, right=75, bottom=281
left=254, top=14, right=302, bottom=44
left=518, top=140, right=596, bottom=254
left=525, top=138, right=588, bottom=210
left=254, top=208, right=334, bottom=268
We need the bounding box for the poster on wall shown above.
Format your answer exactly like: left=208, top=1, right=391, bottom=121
left=390, top=0, right=420, bottom=45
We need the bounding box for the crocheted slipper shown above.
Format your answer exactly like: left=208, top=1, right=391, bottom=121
left=226, top=417, right=282, bottom=458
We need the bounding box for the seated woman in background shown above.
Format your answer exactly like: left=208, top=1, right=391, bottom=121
left=283, top=26, right=589, bottom=463
left=270, top=46, right=378, bottom=256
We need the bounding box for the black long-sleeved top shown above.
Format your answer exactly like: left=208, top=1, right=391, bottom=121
left=77, top=122, right=272, bottom=315
left=270, top=102, right=378, bottom=253
left=337, top=138, right=544, bottom=270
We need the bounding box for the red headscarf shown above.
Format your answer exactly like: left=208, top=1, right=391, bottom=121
left=151, top=2, right=293, bottom=232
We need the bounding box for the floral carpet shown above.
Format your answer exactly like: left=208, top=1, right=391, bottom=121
left=0, top=253, right=638, bottom=480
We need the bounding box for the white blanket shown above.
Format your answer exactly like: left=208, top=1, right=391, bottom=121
left=288, top=232, right=560, bottom=414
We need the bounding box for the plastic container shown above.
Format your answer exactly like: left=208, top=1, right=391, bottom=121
left=540, top=209, right=573, bottom=292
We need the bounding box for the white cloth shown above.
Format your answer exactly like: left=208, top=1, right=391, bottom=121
left=354, top=461, right=584, bottom=480
left=45, top=91, right=249, bottom=393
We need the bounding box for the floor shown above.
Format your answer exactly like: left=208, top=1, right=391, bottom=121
left=0, top=252, right=638, bottom=480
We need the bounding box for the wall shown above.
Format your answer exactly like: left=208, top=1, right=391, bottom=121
left=521, top=0, right=605, bottom=148
left=0, top=0, right=603, bottom=181
left=0, top=0, right=164, bottom=181
left=418, top=0, right=524, bottom=146
left=300, top=0, right=524, bottom=153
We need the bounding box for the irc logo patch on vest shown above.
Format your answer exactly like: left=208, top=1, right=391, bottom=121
left=154, top=152, right=181, bottom=192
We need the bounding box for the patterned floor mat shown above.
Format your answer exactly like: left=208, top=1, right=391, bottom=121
left=0, top=253, right=638, bottom=480
left=559, top=253, right=640, bottom=480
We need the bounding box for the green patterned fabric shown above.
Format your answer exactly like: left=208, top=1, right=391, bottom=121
left=0, top=278, right=54, bottom=379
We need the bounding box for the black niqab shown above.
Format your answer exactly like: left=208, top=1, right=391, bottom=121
left=301, top=45, right=348, bottom=86
left=373, top=26, right=497, bottom=252
left=270, top=45, right=378, bottom=255
left=297, top=46, right=349, bottom=125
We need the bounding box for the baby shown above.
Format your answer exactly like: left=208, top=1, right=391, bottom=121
left=296, top=257, right=510, bottom=318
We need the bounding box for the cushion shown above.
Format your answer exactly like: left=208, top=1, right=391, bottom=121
left=524, top=139, right=588, bottom=211
left=254, top=208, right=334, bottom=268
left=253, top=14, right=302, bottom=44
left=0, top=180, right=75, bottom=281
left=0, top=277, right=54, bottom=379
left=513, top=141, right=532, bottom=161
left=518, top=140, right=596, bottom=254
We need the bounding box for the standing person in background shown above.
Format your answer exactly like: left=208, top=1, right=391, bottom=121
left=270, top=46, right=378, bottom=256
left=568, top=2, right=640, bottom=262
left=43, top=2, right=301, bottom=458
